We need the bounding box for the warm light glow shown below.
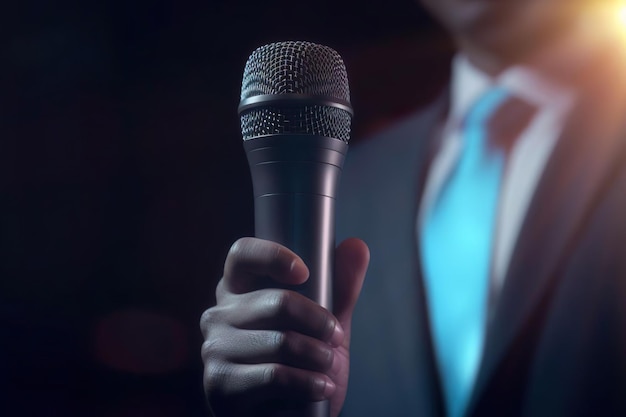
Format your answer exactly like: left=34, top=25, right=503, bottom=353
left=617, top=2, right=626, bottom=26
left=619, top=5, right=626, bottom=26
left=591, top=1, right=626, bottom=42
left=610, top=2, right=626, bottom=44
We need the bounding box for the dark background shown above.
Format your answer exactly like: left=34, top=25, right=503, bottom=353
left=3, top=0, right=452, bottom=415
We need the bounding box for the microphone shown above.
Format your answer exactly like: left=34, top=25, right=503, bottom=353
left=238, top=41, right=353, bottom=417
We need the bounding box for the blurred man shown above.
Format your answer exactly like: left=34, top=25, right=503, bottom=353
left=200, top=1, right=626, bottom=416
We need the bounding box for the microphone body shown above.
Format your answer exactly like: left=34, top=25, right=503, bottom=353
left=244, top=135, right=348, bottom=310
left=239, top=41, right=353, bottom=417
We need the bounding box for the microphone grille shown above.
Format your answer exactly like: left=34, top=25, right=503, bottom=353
left=239, top=41, right=352, bottom=142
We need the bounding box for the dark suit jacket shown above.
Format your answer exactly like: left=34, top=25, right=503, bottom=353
left=336, top=50, right=626, bottom=417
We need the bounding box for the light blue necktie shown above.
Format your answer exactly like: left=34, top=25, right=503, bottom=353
left=420, top=87, right=511, bottom=417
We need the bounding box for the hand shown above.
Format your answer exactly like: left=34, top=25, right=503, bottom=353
left=200, top=237, right=369, bottom=417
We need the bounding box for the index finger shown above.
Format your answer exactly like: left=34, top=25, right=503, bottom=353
left=221, top=237, right=310, bottom=295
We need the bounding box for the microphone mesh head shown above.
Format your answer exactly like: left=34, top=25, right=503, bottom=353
left=239, top=41, right=352, bottom=142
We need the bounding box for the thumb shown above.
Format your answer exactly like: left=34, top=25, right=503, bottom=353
left=333, top=238, right=369, bottom=343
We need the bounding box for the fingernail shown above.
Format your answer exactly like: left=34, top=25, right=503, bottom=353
left=329, top=321, right=345, bottom=347
left=289, top=258, right=309, bottom=282
left=324, top=379, right=336, bottom=398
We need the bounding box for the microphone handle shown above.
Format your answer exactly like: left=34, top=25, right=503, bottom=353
left=254, top=192, right=335, bottom=308
left=245, top=135, right=348, bottom=417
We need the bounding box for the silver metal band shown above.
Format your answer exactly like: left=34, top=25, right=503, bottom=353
left=238, top=94, right=354, bottom=116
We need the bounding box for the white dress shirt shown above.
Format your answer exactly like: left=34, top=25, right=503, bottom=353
left=418, top=54, right=575, bottom=305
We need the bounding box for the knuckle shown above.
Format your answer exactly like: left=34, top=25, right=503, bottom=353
left=319, top=314, right=337, bottom=340
left=269, top=331, right=291, bottom=355
left=306, top=306, right=335, bottom=341
left=307, top=375, right=320, bottom=393
left=267, top=290, right=293, bottom=316
left=200, top=308, right=215, bottom=329
left=199, top=307, right=225, bottom=337
left=267, top=244, right=298, bottom=279
left=323, top=348, right=335, bottom=370
left=316, top=343, right=334, bottom=370
left=307, top=374, right=327, bottom=397
left=224, top=238, right=249, bottom=274
left=261, top=363, right=283, bottom=388
left=269, top=244, right=284, bottom=269
left=228, top=237, right=251, bottom=257
left=204, top=360, right=230, bottom=395
left=215, top=278, right=227, bottom=300
left=201, top=338, right=219, bottom=362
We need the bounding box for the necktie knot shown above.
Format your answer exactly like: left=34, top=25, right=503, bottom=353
left=463, top=87, right=538, bottom=153
left=487, top=94, right=538, bottom=152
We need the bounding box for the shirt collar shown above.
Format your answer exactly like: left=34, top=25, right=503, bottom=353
left=449, top=54, right=493, bottom=124
left=449, top=54, right=574, bottom=124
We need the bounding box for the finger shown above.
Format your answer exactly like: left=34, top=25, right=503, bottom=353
left=205, top=362, right=336, bottom=407
left=204, top=329, right=335, bottom=373
left=333, top=238, right=369, bottom=342
left=221, top=289, right=344, bottom=346
left=222, top=237, right=309, bottom=295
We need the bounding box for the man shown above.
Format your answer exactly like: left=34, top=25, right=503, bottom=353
left=200, top=1, right=626, bottom=416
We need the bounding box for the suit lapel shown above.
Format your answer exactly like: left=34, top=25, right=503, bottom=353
left=468, top=49, right=626, bottom=414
